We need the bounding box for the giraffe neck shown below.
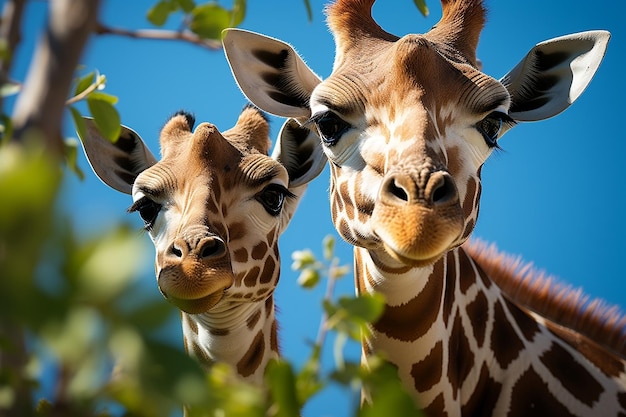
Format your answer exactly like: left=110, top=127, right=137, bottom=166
left=355, top=246, right=626, bottom=417
left=181, top=295, right=278, bottom=384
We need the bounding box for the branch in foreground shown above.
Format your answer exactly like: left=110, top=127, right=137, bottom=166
left=95, top=22, right=222, bottom=51
left=11, top=0, right=100, bottom=156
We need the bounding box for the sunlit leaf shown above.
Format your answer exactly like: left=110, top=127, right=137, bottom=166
left=63, top=137, right=85, bottom=180
left=176, top=0, right=195, bottom=13
left=231, top=0, right=246, bottom=27
left=189, top=4, right=231, bottom=40
left=69, top=106, right=87, bottom=145
left=323, top=234, right=335, bottom=261
left=266, top=360, right=300, bottom=417
left=291, top=249, right=316, bottom=270
left=147, top=0, right=176, bottom=26
left=0, top=80, right=21, bottom=97
left=337, top=293, right=385, bottom=324
left=74, top=71, right=95, bottom=96
left=87, top=96, right=121, bottom=143
left=413, top=0, right=429, bottom=17
left=297, top=268, right=320, bottom=289
left=87, top=90, right=118, bottom=105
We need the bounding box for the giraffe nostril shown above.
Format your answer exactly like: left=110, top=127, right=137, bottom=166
left=430, top=174, right=457, bottom=206
left=388, top=178, right=409, bottom=201
left=170, top=243, right=183, bottom=258
left=199, top=237, right=226, bottom=259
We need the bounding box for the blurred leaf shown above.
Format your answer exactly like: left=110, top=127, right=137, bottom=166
left=87, top=95, right=121, bottom=143
left=147, top=0, right=177, bottom=26
left=73, top=71, right=95, bottom=96
left=338, top=293, right=385, bottom=324
left=232, top=0, right=246, bottom=27
left=87, top=91, right=118, bottom=105
left=291, top=249, right=316, bottom=270
left=0, top=114, right=12, bottom=145
left=189, top=4, right=231, bottom=40
left=266, top=360, right=300, bottom=417
left=295, top=351, right=323, bottom=404
left=0, top=80, right=21, bottom=97
left=303, top=0, right=313, bottom=21
left=323, top=234, right=335, bottom=261
left=359, top=359, right=425, bottom=417
left=63, top=137, right=85, bottom=180
left=69, top=106, right=87, bottom=145
left=176, top=0, right=196, bottom=13
left=413, top=0, right=429, bottom=16
left=297, top=268, right=320, bottom=289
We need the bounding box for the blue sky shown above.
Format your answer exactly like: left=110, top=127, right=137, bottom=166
left=12, top=1, right=626, bottom=416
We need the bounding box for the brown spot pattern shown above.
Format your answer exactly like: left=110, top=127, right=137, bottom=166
left=461, top=363, right=502, bottom=417
left=447, top=311, right=474, bottom=398
left=243, top=266, right=261, bottom=287
left=265, top=297, right=274, bottom=318
left=247, top=309, right=261, bottom=329
left=506, top=300, right=539, bottom=342
left=251, top=241, right=268, bottom=260
left=491, top=301, right=524, bottom=369
left=422, top=392, right=447, bottom=417
left=466, top=291, right=488, bottom=347
left=442, top=254, right=456, bottom=326
left=233, top=247, right=248, bottom=263
left=539, top=342, right=604, bottom=407
left=209, top=328, right=229, bottom=336
left=236, top=330, right=265, bottom=377
left=191, top=340, right=212, bottom=366
left=259, top=256, right=276, bottom=284
left=411, top=341, right=443, bottom=392
left=228, top=221, right=246, bottom=241
left=270, top=320, right=279, bottom=353
left=508, top=367, right=576, bottom=417
left=373, top=267, right=443, bottom=341
left=458, top=248, right=475, bottom=294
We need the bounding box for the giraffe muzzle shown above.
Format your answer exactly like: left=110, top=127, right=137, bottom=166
left=372, top=170, right=464, bottom=265
left=157, top=234, right=235, bottom=314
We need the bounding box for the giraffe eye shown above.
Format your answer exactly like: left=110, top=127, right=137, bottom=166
left=312, top=111, right=351, bottom=146
left=128, top=197, right=162, bottom=230
left=257, top=184, right=294, bottom=216
left=476, top=111, right=513, bottom=148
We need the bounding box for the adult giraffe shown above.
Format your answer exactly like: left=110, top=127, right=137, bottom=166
left=222, top=0, right=626, bottom=415
left=78, top=105, right=323, bottom=384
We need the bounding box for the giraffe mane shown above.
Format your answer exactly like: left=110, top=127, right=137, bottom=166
left=464, top=238, right=626, bottom=359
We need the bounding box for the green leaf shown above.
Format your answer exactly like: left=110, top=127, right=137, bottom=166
left=291, top=249, right=316, bottom=271
left=63, top=138, right=85, bottom=180
left=323, top=235, right=335, bottom=261
left=87, top=96, right=121, bottom=143
left=74, top=71, right=95, bottom=96
left=147, top=0, right=177, bottom=26
left=231, top=0, right=246, bottom=27
left=189, top=4, right=231, bottom=40
left=176, top=0, right=195, bottom=13
left=87, top=91, right=118, bottom=105
left=266, top=360, right=300, bottom=417
left=69, top=106, right=87, bottom=145
left=297, top=268, right=320, bottom=289
left=413, top=0, right=429, bottom=17
left=338, top=293, right=385, bottom=324
left=303, top=0, right=313, bottom=22
left=1, top=80, right=21, bottom=97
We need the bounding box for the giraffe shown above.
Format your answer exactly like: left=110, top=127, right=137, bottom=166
left=222, top=0, right=626, bottom=415
left=78, top=105, right=324, bottom=384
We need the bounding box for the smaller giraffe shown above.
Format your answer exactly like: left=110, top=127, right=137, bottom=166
left=78, top=105, right=324, bottom=384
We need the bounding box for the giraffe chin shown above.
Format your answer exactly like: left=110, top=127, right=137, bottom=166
left=168, top=291, right=226, bottom=315
left=382, top=242, right=445, bottom=268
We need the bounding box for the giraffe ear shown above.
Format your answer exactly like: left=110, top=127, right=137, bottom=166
left=223, top=28, right=321, bottom=119
left=272, top=119, right=326, bottom=188
left=78, top=117, right=157, bottom=194
left=501, top=30, right=610, bottom=122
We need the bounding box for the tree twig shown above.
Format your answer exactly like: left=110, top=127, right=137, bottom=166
left=94, top=22, right=222, bottom=51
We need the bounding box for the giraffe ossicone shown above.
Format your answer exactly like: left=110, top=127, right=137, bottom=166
left=223, top=0, right=626, bottom=415
left=78, top=105, right=324, bottom=384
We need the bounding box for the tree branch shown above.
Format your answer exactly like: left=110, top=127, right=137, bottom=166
left=0, top=0, right=26, bottom=116
left=95, top=22, right=222, bottom=51
left=11, top=0, right=101, bottom=156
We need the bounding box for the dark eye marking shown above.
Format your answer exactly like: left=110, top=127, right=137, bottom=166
left=256, top=184, right=294, bottom=216
left=476, top=111, right=515, bottom=148
left=308, top=111, right=352, bottom=147
left=128, top=197, right=162, bottom=230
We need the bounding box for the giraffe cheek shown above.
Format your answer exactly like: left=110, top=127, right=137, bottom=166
left=371, top=203, right=464, bottom=265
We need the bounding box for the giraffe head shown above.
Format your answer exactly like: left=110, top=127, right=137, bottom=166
left=79, top=106, right=323, bottom=314
left=223, top=0, right=609, bottom=267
